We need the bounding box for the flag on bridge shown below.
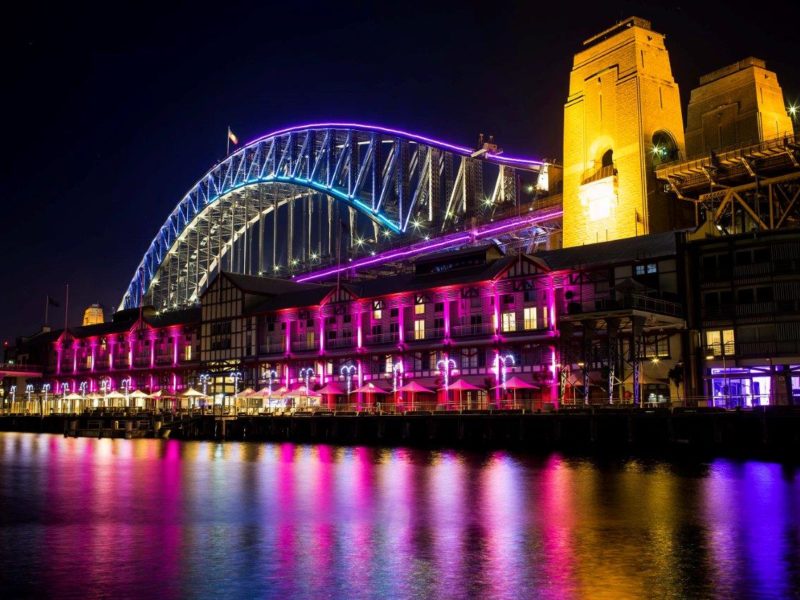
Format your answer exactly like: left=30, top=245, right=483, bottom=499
left=47, top=296, right=59, bottom=308
left=227, top=127, right=239, bottom=145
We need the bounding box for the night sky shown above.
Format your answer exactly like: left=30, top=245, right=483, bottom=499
left=3, top=0, right=798, bottom=345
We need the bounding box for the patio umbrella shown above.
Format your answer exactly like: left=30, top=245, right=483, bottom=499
left=182, top=387, right=205, bottom=397
left=397, top=381, right=436, bottom=410
left=493, top=376, right=539, bottom=407
left=317, top=382, right=345, bottom=395
left=105, top=390, right=125, bottom=407
left=441, top=378, right=482, bottom=411
left=130, top=389, right=151, bottom=399
left=353, top=381, right=389, bottom=410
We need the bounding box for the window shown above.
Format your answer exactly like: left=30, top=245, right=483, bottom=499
left=706, top=329, right=735, bottom=356
left=306, top=332, right=315, bottom=347
left=373, top=309, right=382, bottom=320
left=414, top=319, right=425, bottom=340
left=415, top=304, right=425, bottom=315
left=502, top=294, right=514, bottom=305
left=343, top=315, right=352, bottom=324
left=390, top=308, right=398, bottom=318
left=433, top=317, right=444, bottom=334
left=502, top=312, right=516, bottom=332
left=385, top=355, right=393, bottom=373
left=184, top=345, right=192, bottom=361
left=372, top=325, right=382, bottom=336
left=524, top=307, right=537, bottom=330
left=390, top=322, right=399, bottom=334
left=434, top=302, right=444, bottom=313
left=86, top=355, right=92, bottom=369
left=634, top=263, right=657, bottom=276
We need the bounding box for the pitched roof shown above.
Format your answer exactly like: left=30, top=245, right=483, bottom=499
left=221, top=272, right=321, bottom=296
left=534, top=231, right=679, bottom=270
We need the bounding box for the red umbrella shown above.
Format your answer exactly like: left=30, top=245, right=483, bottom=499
left=441, top=378, right=482, bottom=411
left=353, top=381, right=389, bottom=411
left=493, top=376, right=539, bottom=408
left=397, top=381, right=436, bottom=411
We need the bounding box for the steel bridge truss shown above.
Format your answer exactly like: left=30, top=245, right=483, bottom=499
left=121, top=124, right=546, bottom=310
left=656, top=133, right=800, bottom=234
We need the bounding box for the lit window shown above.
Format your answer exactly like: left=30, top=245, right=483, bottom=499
left=306, top=332, right=315, bottom=347
left=415, top=304, right=425, bottom=315
left=705, top=329, right=735, bottom=356
left=722, top=329, right=735, bottom=355
left=543, top=307, right=549, bottom=328
left=502, top=312, right=516, bottom=332
left=523, top=307, right=537, bottom=330
left=414, top=319, right=425, bottom=340
left=86, top=355, right=92, bottom=369
left=184, top=345, right=192, bottom=361
left=373, top=309, right=382, bottom=320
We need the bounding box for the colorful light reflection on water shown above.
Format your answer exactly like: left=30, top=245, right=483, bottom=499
left=0, top=433, right=798, bottom=599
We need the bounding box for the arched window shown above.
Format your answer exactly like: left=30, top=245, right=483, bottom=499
left=651, top=131, right=678, bottom=165
left=601, top=149, right=614, bottom=168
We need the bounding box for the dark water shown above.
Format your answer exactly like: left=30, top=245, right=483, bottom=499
left=0, top=434, right=798, bottom=599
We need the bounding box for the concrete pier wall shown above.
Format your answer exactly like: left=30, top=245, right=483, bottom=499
left=1, top=408, right=799, bottom=458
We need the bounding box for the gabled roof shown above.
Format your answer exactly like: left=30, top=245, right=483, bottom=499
left=247, top=286, right=334, bottom=314
left=534, top=231, right=679, bottom=270
left=219, top=272, right=321, bottom=296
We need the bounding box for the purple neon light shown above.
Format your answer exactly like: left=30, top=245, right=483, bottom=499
left=245, top=122, right=545, bottom=166
left=296, top=208, right=563, bottom=283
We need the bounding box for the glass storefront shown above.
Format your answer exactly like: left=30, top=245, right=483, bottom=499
left=708, top=367, right=800, bottom=407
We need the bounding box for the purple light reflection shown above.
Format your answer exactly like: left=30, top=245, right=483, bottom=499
left=2, top=435, right=799, bottom=598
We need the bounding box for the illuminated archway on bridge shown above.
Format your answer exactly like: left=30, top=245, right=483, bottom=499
left=120, top=123, right=546, bottom=310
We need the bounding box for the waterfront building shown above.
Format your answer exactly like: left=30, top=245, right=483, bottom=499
left=3, top=16, right=800, bottom=411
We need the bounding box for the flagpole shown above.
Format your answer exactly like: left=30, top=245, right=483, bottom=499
left=64, top=284, right=69, bottom=331
left=44, top=296, right=49, bottom=328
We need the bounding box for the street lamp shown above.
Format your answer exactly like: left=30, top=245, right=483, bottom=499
left=494, top=353, right=515, bottom=407
left=230, top=371, right=242, bottom=415
left=299, top=367, right=314, bottom=409
left=41, top=383, right=51, bottom=416
left=25, top=384, right=33, bottom=414
left=340, top=364, right=357, bottom=409
left=393, top=362, right=404, bottom=407
left=437, top=356, right=456, bottom=410
left=100, top=377, right=111, bottom=410
left=121, top=376, right=132, bottom=410
left=199, top=373, right=211, bottom=413
left=79, top=381, right=88, bottom=413
left=61, top=382, right=70, bottom=414
left=264, top=369, right=277, bottom=412
left=9, top=385, right=16, bottom=414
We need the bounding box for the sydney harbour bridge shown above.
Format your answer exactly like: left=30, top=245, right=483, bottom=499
left=120, top=123, right=563, bottom=311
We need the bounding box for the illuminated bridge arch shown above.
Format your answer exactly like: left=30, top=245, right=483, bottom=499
left=120, top=123, right=546, bottom=310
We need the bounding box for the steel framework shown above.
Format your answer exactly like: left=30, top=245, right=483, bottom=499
left=120, top=123, right=548, bottom=310
left=656, top=132, right=800, bottom=235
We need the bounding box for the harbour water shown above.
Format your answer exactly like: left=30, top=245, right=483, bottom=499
left=0, top=433, right=798, bottom=599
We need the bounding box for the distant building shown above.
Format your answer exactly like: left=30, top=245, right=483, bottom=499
left=82, top=304, right=105, bottom=326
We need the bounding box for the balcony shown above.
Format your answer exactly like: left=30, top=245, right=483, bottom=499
left=258, top=338, right=285, bottom=356
left=452, top=323, right=494, bottom=338
left=326, top=336, right=355, bottom=349
left=568, top=293, right=683, bottom=318
left=581, top=164, right=616, bottom=185
left=365, top=332, right=400, bottom=346
left=291, top=338, right=318, bottom=352
left=405, top=328, right=445, bottom=343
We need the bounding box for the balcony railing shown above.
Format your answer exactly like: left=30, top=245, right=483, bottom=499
left=405, top=328, right=445, bottom=343
left=327, top=336, right=355, bottom=349
left=259, top=339, right=285, bottom=355
left=291, top=338, right=318, bottom=352
left=452, top=323, right=494, bottom=338
left=365, top=332, right=400, bottom=345
left=569, top=293, right=683, bottom=317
